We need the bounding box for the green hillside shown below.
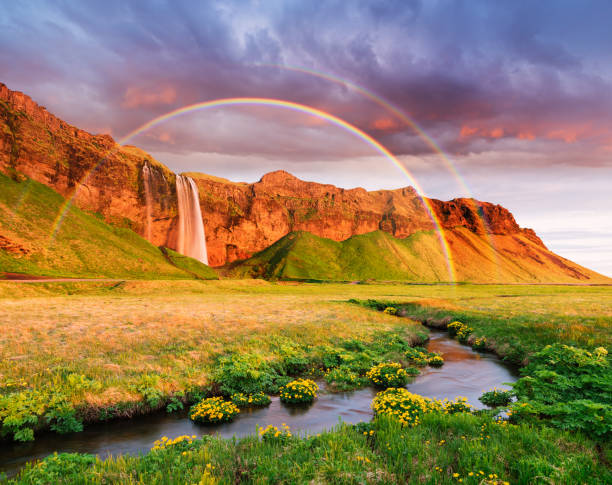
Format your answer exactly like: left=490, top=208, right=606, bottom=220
left=0, top=173, right=217, bottom=279
left=227, top=229, right=611, bottom=283
left=227, top=230, right=449, bottom=281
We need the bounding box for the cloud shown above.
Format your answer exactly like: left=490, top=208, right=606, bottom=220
left=0, top=0, right=611, bottom=163
left=122, top=85, right=177, bottom=109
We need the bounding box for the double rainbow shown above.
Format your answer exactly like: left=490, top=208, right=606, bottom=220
left=50, top=98, right=457, bottom=281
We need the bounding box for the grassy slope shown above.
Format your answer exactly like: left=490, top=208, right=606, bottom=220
left=0, top=173, right=216, bottom=279
left=228, top=229, right=611, bottom=283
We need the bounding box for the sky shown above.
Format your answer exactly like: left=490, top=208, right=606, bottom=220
left=1, top=0, right=611, bottom=275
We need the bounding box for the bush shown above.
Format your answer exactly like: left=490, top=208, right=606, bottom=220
left=258, top=423, right=292, bottom=443
left=509, top=343, right=611, bottom=438
left=472, top=336, right=488, bottom=351
left=14, top=452, right=96, bottom=483
left=366, top=363, right=409, bottom=388
left=279, top=379, right=318, bottom=404
left=447, top=321, right=473, bottom=343
left=383, top=306, right=398, bottom=316
left=230, top=392, right=271, bottom=407
left=189, top=397, right=239, bottom=424
left=212, top=353, right=281, bottom=395
left=428, top=354, right=444, bottom=367
left=324, top=366, right=368, bottom=391
left=480, top=388, right=513, bottom=407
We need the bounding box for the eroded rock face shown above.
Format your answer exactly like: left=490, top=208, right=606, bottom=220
left=0, top=82, right=542, bottom=267
left=0, top=82, right=177, bottom=248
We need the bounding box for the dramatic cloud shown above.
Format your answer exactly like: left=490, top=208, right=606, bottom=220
left=1, top=0, right=610, bottom=273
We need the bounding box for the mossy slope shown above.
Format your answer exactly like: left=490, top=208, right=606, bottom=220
left=0, top=173, right=217, bottom=279
left=228, top=229, right=611, bottom=283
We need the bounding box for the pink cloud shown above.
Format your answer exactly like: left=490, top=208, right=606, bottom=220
left=122, top=85, right=177, bottom=109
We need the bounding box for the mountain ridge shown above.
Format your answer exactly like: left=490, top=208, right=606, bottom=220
left=1, top=81, right=608, bottom=283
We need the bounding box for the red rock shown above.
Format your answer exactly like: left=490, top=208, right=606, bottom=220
left=0, top=82, right=544, bottom=267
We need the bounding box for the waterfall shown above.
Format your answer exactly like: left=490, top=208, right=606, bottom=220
left=176, top=175, right=208, bottom=264
left=142, top=162, right=153, bottom=242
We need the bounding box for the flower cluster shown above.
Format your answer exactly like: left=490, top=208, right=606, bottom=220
left=403, top=348, right=430, bottom=366
left=405, top=347, right=445, bottom=367
left=366, top=363, right=409, bottom=388
left=428, top=354, right=445, bottom=367
left=279, top=379, right=318, bottom=404
left=372, top=388, right=473, bottom=427
left=472, top=336, right=487, bottom=350
left=189, top=397, right=239, bottom=424
left=230, top=392, right=271, bottom=408
left=479, top=388, right=513, bottom=407
left=442, top=396, right=473, bottom=414
left=434, top=468, right=509, bottom=485
left=383, top=306, right=398, bottom=316
left=447, top=321, right=473, bottom=343
left=372, top=388, right=442, bottom=427
left=258, top=422, right=292, bottom=442
left=151, top=434, right=197, bottom=451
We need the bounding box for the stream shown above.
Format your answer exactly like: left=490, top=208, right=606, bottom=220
left=0, top=330, right=517, bottom=477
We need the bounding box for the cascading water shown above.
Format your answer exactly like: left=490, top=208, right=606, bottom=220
left=176, top=175, right=208, bottom=264
left=142, top=162, right=154, bottom=242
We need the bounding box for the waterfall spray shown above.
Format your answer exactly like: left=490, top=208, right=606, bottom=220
left=142, top=162, right=153, bottom=242
left=176, top=175, right=208, bottom=264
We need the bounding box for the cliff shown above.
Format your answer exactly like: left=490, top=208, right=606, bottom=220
left=1, top=81, right=606, bottom=284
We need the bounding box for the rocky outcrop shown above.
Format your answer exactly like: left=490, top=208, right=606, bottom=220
left=0, top=81, right=544, bottom=268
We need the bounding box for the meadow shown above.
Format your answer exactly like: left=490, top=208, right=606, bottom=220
left=1, top=280, right=611, bottom=483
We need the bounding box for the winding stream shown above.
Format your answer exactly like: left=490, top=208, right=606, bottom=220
left=0, top=330, right=517, bottom=477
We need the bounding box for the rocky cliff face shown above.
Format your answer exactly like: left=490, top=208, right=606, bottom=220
left=191, top=170, right=543, bottom=266
left=0, top=82, right=177, bottom=247
left=0, top=82, right=543, bottom=267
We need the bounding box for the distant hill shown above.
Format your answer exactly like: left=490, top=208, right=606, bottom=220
left=227, top=230, right=611, bottom=283
left=0, top=172, right=217, bottom=279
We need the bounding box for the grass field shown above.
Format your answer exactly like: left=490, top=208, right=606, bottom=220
left=1, top=281, right=611, bottom=483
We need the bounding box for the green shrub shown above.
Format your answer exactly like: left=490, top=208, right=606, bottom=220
left=166, top=392, right=185, bottom=413
left=189, top=397, right=239, bottom=424
left=366, top=363, right=409, bottom=388
left=133, top=375, right=164, bottom=408
left=0, top=373, right=97, bottom=441
left=15, top=452, right=96, bottom=483
left=428, top=354, right=444, bottom=367
left=480, top=388, right=513, bottom=407
left=212, top=353, right=281, bottom=395
left=230, top=392, right=271, bottom=407
left=279, top=379, right=318, bottom=404
left=510, top=344, right=611, bottom=438
left=324, top=365, right=368, bottom=391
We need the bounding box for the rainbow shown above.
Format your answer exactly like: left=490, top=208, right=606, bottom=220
left=262, top=63, right=501, bottom=277
left=50, top=97, right=457, bottom=281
